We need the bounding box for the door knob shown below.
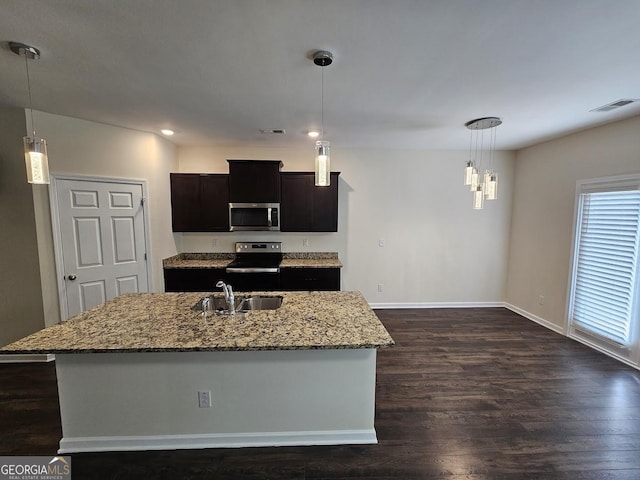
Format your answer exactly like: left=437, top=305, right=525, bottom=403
left=67, top=274, right=77, bottom=281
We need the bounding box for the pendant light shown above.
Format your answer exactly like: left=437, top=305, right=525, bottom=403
left=464, top=117, right=501, bottom=209
left=312, top=50, right=333, bottom=187
left=10, top=42, right=50, bottom=185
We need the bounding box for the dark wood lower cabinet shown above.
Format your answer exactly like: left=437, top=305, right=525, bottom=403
left=280, top=267, right=340, bottom=291
left=163, top=268, right=228, bottom=292
left=164, top=267, right=340, bottom=292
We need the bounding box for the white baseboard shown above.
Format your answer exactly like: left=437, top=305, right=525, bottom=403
left=58, top=429, right=378, bottom=453
left=504, top=303, right=565, bottom=335
left=370, top=301, right=504, bottom=309
left=0, top=354, right=55, bottom=363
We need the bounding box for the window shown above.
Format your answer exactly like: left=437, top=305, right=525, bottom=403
left=568, top=175, right=640, bottom=364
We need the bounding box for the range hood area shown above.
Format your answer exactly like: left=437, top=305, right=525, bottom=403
left=169, top=160, right=340, bottom=233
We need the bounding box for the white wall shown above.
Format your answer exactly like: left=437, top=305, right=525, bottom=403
left=179, top=145, right=515, bottom=304
left=0, top=108, right=45, bottom=347
left=31, top=111, right=179, bottom=326
left=506, top=115, right=640, bottom=330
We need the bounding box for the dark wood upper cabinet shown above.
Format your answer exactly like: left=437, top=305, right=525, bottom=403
left=171, top=166, right=339, bottom=233
left=280, top=172, right=339, bottom=232
left=228, top=160, right=282, bottom=203
left=170, top=173, right=229, bottom=232
left=280, top=174, right=313, bottom=230
left=170, top=174, right=200, bottom=231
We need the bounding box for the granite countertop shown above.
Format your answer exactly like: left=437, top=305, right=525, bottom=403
left=279, top=255, right=342, bottom=268
left=163, top=253, right=234, bottom=269
left=163, top=252, right=343, bottom=269
left=1, top=291, right=393, bottom=354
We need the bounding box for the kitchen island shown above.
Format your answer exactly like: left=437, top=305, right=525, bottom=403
left=2, top=291, right=394, bottom=453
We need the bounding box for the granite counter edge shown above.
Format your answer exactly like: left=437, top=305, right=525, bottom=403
left=1, top=341, right=395, bottom=355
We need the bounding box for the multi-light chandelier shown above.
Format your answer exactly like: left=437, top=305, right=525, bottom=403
left=312, top=50, right=333, bottom=187
left=10, top=41, right=50, bottom=185
left=463, top=117, right=502, bottom=209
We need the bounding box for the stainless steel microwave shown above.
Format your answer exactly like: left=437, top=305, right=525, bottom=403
left=229, top=203, right=280, bottom=231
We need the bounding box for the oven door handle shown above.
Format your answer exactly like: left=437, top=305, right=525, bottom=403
left=267, top=207, right=273, bottom=227
left=226, top=267, right=280, bottom=274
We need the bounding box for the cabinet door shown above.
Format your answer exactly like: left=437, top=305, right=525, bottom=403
left=170, top=174, right=201, bottom=231
left=312, top=172, right=339, bottom=232
left=280, top=268, right=340, bottom=291
left=228, top=160, right=282, bottom=203
left=164, top=268, right=227, bottom=292
left=170, top=173, right=229, bottom=232
left=200, top=174, right=230, bottom=231
left=280, top=172, right=339, bottom=232
left=280, top=174, right=314, bottom=231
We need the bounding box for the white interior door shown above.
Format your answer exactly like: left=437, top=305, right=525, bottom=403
left=54, top=177, right=149, bottom=319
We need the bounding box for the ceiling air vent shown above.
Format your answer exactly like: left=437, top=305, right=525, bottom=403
left=259, top=128, right=286, bottom=134
left=590, top=99, right=639, bottom=112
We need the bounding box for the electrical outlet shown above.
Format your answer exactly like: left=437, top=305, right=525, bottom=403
left=198, top=390, right=211, bottom=408
left=378, top=283, right=384, bottom=292
left=302, top=239, right=309, bottom=247
left=538, top=295, right=545, bottom=305
left=212, top=238, right=218, bottom=248
left=379, top=239, right=385, bottom=247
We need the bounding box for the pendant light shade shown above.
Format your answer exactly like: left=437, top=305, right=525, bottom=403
left=315, top=140, right=331, bottom=187
left=484, top=170, right=498, bottom=200
left=10, top=41, right=50, bottom=185
left=24, top=136, right=50, bottom=184
left=463, top=160, right=475, bottom=185
left=469, top=169, right=479, bottom=191
left=463, top=117, right=501, bottom=209
left=312, top=50, right=333, bottom=187
left=472, top=184, right=485, bottom=210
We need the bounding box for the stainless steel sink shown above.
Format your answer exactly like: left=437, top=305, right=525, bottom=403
left=237, top=295, right=283, bottom=311
left=192, top=296, right=232, bottom=313
left=193, top=295, right=283, bottom=315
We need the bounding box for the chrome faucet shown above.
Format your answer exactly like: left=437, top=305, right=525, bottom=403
left=216, top=280, right=235, bottom=315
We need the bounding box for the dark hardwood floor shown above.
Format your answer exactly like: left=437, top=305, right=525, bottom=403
left=2, top=307, right=640, bottom=479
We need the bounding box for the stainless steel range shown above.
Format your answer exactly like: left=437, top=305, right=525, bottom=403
left=225, top=242, right=282, bottom=291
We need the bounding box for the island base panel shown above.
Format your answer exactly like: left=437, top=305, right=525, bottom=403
left=55, top=349, right=377, bottom=453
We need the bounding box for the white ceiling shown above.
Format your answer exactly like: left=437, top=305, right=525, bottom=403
left=1, top=0, right=639, bottom=150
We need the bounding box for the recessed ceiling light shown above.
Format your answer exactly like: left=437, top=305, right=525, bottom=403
left=590, top=99, right=639, bottom=112
left=307, top=130, right=320, bottom=138
left=161, top=129, right=174, bottom=136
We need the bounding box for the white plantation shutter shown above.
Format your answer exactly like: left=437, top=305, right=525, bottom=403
left=569, top=185, right=640, bottom=347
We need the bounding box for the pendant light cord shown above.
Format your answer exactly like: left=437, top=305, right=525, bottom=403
left=489, top=125, right=496, bottom=170
left=321, top=63, right=325, bottom=142
left=474, top=126, right=480, bottom=167
left=24, top=52, right=36, bottom=138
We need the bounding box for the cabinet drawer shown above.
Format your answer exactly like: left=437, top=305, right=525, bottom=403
left=280, top=268, right=340, bottom=291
